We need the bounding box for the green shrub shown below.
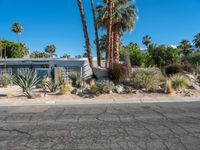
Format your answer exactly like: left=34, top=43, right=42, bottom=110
left=68, top=72, right=81, bottom=87
left=13, top=70, right=40, bottom=98
left=132, top=69, right=163, bottom=91
left=90, top=81, right=115, bottom=95
left=97, top=80, right=115, bottom=94
left=169, top=74, right=191, bottom=91
left=109, top=63, right=129, bottom=84
left=185, top=50, right=200, bottom=64
left=90, top=84, right=101, bottom=96
left=0, top=74, right=11, bottom=87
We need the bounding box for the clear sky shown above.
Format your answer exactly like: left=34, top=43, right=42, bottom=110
left=0, top=0, right=200, bottom=57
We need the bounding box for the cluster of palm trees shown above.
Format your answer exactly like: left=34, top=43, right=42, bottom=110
left=142, top=33, right=200, bottom=56
left=77, top=0, right=137, bottom=68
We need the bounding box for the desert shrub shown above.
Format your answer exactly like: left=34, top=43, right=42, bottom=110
left=59, top=76, right=71, bottom=95
left=0, top=74, right=11, bottom=87
left=169, top=74, right=191, bottom=91
left=109, top=63, right=129, bottom=84
left=132, top=69, right=163, bottom=91
left=165, top=62, right=193, bottom=75
left=13, top=70, right=40, bottom=98
left=90, top=84, right=101, bottom=96
left=35, top=83, right=43, bottom=89
left=42, top=77, right=58, bottom=93
left=165, top=80, right=174, bottom=94
left=90, top=80, right=115, bottom=95
left=97, top=80, right=115, bottom=94
left=68, top=72, right=82, bottom=87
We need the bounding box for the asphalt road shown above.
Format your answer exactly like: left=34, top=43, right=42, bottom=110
left=0, top=102, right=200, bottom=150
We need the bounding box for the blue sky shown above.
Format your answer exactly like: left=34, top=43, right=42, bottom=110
left=0, top=0, right=200, bottom=57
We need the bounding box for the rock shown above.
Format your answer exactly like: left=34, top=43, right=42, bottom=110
left=115, top=85, right=125, bottom=94
left=93, top=67, right=108, bottom=79
left=133, top=90, right=143, bottom=94
left=192, top=83, right=200, bottom=90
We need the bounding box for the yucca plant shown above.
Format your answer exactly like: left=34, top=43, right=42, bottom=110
left=13, top=70, right=40, bottom=99
left=170, top=74, right=191, bottom=91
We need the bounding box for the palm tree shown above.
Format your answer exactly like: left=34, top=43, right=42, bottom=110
left=45, top=44, right=57, bottom=58
left=12, top=23, right=23, bottom=43
left=77, top=0, right=93, bottom=68
left=90, top=0, right=101, bottom=67
left=193, top=33, right=200, bottom=49
left=142, top=35, right=151, bottom=47
left=177, top=40, right=192, bottom=56
left=97, top=0, right=137, bottom=64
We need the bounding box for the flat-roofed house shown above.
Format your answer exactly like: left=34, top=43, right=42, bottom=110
left=0, top=58, right=93, bottom=80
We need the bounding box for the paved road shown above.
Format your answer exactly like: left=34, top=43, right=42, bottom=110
left=0, top=102, right=200, bottom=150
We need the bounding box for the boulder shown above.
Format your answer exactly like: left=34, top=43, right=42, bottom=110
left=93, top=67, right=108, bottom=79
left=115, top=85, right=125, bottom=94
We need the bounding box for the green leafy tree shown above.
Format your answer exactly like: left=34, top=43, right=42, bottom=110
left=44, top=45, right=57, bottom=58
left=0, top=40, right=29, bottom=58
left=193, top=33, right=200, bottom=49
left=185, top=50, right=200, bottom=64
left=12, top=23, right=23, bottom=43
left=120, top=43, right=146, bottom=67
left=148, top=44, right=180, bottom=67
left=142, top=35, right=151, bottom=47
left=177, top=40, right=192, bottom=56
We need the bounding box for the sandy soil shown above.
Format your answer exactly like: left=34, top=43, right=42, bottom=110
left=0, top=86, right=200, bottom=105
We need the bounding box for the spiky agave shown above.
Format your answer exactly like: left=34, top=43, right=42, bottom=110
left=13, top=70, right=40, bottom=98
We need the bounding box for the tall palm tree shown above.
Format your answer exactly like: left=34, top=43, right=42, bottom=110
left=193, top=33, right=200, bottom=49
left=177, top=40, right=192, bottom=56
left=97, top=0, right=137, bottom=64
left=12, top=23, right=23, bottom=43
left=142, top=35, right=151, bottom=47
left=91, top=0, right=101, bottom=67
left=77, top=0, right=93, bottom=68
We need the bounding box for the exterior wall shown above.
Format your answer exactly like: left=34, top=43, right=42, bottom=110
left=0, top=58, right=93, bottom=80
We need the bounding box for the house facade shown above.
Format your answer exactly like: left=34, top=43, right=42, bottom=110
left=0, top=58, right=93, bottom=80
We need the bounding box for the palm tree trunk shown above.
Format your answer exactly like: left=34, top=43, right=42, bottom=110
left=106, top=0, right=113, bottom=68
left=77, top=0, right=93, bottom=68
left=90, top=0, right=101, bottom=67
left=113, top=25, right=120, bottom=63
left=109, top=30, right=114, bottom=67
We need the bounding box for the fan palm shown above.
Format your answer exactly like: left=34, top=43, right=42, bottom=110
left=97, top=0, right=137, bottom=64
left=177, top=40, right=192, bottom=56
left=142, top=35, right=151, bottom=47
left=77, top=0, right=93, bottom=68
left=193, top=33, right=200, bottom=49
left=12, top=23, right=23, bottom=43
left=91, top=0, right=101, bottom=66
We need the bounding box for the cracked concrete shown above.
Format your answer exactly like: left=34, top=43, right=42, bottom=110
left=0, top=102, right=200, bottom=150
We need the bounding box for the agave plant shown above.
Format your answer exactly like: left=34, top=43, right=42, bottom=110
left=13, top=70, right=40, bottom=98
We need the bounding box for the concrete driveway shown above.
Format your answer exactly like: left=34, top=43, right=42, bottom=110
left=0, top=102, right=200, bottom=150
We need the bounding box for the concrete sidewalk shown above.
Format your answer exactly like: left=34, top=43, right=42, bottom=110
left=0, top=95, right=200, bottom=107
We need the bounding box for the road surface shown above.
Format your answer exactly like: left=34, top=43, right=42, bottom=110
left=0, top=102, right=200, bottom=150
